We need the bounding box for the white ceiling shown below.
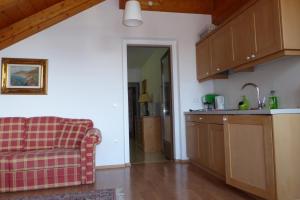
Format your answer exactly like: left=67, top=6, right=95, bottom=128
left=127, top=46, right=169, bottom=69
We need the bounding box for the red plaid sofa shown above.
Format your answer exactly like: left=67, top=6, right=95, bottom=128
left=0, top=117, right=101, bottom=192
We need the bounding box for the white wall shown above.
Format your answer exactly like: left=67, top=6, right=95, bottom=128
left=0, top=0, right=213, bottom=166
left=214, top=57, right=300, bottom=109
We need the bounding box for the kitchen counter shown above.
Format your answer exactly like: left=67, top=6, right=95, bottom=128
left=185, top=109, right=300, bottom=115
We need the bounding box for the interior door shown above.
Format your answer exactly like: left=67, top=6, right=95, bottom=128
left=161, top=49, right=174, bottom=160
left=128, top=83, right=140, bottom=140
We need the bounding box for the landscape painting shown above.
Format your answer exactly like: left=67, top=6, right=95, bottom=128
left=1, top=58, right=48, bottom=95
left=8, top=64, right=41, bottom=88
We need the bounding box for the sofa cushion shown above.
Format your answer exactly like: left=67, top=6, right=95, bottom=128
left=24, top=117, right=62, bottom=150
left=55, top=123, right=88, bottom=149
left=10, top=149, right=81, bottom=171
left=0, top=117, right=26, bottom=151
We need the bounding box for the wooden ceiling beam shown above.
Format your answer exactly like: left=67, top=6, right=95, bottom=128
left=119, top=0, right=213, bottom=14
left=0, top=0, right=104, bottom=50
left=0, top=0, right=19, bottom=12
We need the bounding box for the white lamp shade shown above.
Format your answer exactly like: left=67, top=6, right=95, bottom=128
left=123, top=0, right=143, bottom=27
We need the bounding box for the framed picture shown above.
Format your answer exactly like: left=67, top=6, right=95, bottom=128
left=1, top=58, right=48, bottom=95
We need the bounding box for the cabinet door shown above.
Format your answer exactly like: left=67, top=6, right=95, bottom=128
left=186, top=122, right=199, bottom=162
left=210, top=25, right=235, bottom=73
left=231, top=8, right=256, bottom=65
left=253, top=0, right=282, bottom=58
left=209, top=124, right=225, bottom=178
left=197, top=123, right=210, bottom=168
left=196, top=39, right=211, bottom=80
left=224, top=115, right=276, bottom=200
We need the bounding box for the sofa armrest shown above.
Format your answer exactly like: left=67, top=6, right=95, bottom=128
left=80, top=128, right=102, bottom=184
left=84, top=128, right=102, bottom=144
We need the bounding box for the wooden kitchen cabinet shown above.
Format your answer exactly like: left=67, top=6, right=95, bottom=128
left=186, top=113, right=300, bottom=200
left=223, top=115, right=276, bottom=200
left=196, top=39, right=211, bottom=80
left=210, top=25, right=235, bottom=73
left=186, top=114, right=225, bottom=179
left=231, top=8, right=256, bottom=66
left=197, top=123, right=210, bottom=168
left=232, top=0, right=282, bottom=65
left=186, top=122, right=199, bottom=162
left=252, top=0, right=282, bottom=59
left=142, top=116, right=162, bottom=153
left=195, top=0, right=300, bottom=81
left=209, top=124, right=226, bottom=177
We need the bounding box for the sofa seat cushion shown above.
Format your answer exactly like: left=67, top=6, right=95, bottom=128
left=25, top=117, right=62, bottom=150
left=0, top=117, right=26, bottom=152
left=0, top=152, right=12, bottom=172
left=10, top=149, right=81, bottom=171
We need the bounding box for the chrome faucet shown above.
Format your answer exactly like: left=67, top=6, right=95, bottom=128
left=241, top=83, right=265, bottom=110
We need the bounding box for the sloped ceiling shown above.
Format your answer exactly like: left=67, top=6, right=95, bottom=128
left=0, top=0, right=249, bottom=51
left=0, top=0, right=105, bottom=50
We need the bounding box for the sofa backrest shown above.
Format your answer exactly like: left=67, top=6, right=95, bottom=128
left=0, top=117, right=26, bottom=152
left=55, top=119, right=93, bottom=149
left=24, top=117, right=62, bottom=150
left=24, top=117, right=93, bottom=150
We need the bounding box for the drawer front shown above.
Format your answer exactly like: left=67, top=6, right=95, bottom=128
left=185, top=114, right=224, bottom=124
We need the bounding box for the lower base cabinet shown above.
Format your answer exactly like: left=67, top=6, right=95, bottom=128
left=186, top=114, right=300, bottom=200
left=186, top=115, right=225, bottom=179
left=209, top=124, right=226, bottom=177
left=223, top=115, right=276, bottom=200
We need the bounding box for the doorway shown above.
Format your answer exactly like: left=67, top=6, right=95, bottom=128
left=127, top=46, right=174, bottom=164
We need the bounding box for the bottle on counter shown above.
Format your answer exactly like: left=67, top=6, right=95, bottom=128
left=268, top=90, right=279, bottom=109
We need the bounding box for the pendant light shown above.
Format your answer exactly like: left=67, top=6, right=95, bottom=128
left=123, top=0, right=143, bottom=27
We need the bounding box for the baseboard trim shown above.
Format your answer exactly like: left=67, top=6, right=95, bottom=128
left=174, top=159, right=190, bottom=164
left=96, top=163, right=131, bottom=170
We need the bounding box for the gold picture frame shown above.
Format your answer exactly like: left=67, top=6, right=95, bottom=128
left=1, top=58, right=48, bottom=95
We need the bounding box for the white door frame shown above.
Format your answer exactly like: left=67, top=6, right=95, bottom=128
left=122, top=39, right=181, bottom=163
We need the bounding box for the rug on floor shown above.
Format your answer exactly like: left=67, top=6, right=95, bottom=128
left=14, top=189, right=116, bottom=200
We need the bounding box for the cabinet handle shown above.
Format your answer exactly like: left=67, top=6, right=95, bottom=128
left=199, top=117, right=203, bottom=120
left=223, top=117, right=227, bottom=121
left=216, top=68, right=220, bottom=71
left=251, top=54, right=256, bottom=58
left=246, top=56, right=251, bottom=60
left=206, top=72, right=209, bottom=75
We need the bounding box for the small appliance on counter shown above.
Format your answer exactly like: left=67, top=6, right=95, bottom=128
left=215, top=95, right=225, bottom=110
left=202, top=94, right=218, bottom=110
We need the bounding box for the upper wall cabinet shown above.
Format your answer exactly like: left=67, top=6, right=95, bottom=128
left=231, top=7, right=256, bottom=66
left=252, top=0, right=282, bottom=59
left=196, top=39, right=211, bottom=80
left=196, top=0, right=300, bottom=82
left=210, top=25, right=235, bottom=73
left=232, top=0, right=283, bottom=65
